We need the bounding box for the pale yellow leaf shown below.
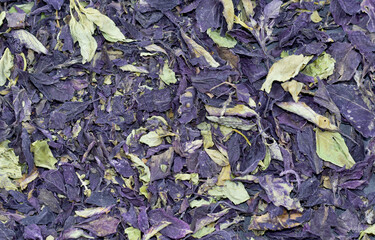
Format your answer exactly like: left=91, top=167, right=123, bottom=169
left=12, top=30, right=49, bottom=54
left=310, top=11, right=322, bottom=23
left=276, top=101, right=338, bottom=131
left=0, top=48, right=14, bottom=86
left=0, top=12, right=6, bottom=27
left=261, top=54, right=313, bottom=93
left=181, top=31, right=220, bottom=68
left=220, top=0, right=234, bottom=30
left=120, top=64, right=149, bottom=73
left=205, top=149, right=229, bottom=166
left=281, top=80, right=304, bottom=102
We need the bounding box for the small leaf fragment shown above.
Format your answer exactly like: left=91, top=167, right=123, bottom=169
left=125, top=227, right=141, bottom=240
left=0, top=48, right=14, bottom=86
left=207, top=28, right=237, bottom=48
left=310, top=11, right=322, bottom=23
left=315, top=129, right=355, bottom=169
left=120, top=64, right=149, bottom=73
left=139, top=131, right=163, bottom=147
left=261, top=54, right=313, bottom=93
left=281, top=80, right=304, bottom=102
left=302, top=52, right=335, bottom=80
left=0, top=140, right=22, bottom=191
left=208, top=181, right=250, bottom=205
left=30, top=140, right=57, bottom=169
left=159, top=60, right=177, bottom=85
left=0, top=12, right=6, bottom=27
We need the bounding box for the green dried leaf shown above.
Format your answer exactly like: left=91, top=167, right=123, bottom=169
left=0, top=140, right=22, bottom=191
left=360, top=224, right=375, bottom=240
left=197, top=122, right=214, bottom=149
left=261, top=54, right=313, bottom=93
left=0, top=12, right=6, bottom=27
left=124, top=227, right=141, bottom=240
left=127, top=154, right=150, bottom=183
left=315, top=129, right=355, bottom=169
left=139, top=131, right=163, bottom=147
left=302, top=52, right=335, bottom=80
left=82, top=7, right=131, bottom=42
left=175, top=173, right=199, bottom=185
left=0, top=48, right=14, bottom=86
left=208, top=181, right=250, bottom=205
left=192, top=224, right=215, bottom=238
left=160, top=60, right=177, bottom=85
left=69, top=16, right=97, bottom=63
left=181, top=31, right=220, bottom=68
left=30, top=140, right=57, bottom=169
left=207, top=28, right=237, bottom=48
left=12, top=30, right=49, bottom=54
left=206, top=116, right=256, bottom=131
left=9, top=2, right=34, bottom=14
left=205, top=148, right=229, bottom=166
left=281, top=80, right=304, bottom=102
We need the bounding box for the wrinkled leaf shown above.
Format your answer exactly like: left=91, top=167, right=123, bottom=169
left=125, top=227, right=141, bottom=240
left=206, top=116, right=256, bottom=131
left=12, top=30, right=49, bottom=54
left=261, top=54, right=313, bottom=93
left=302, top=52, right=335, bottom=80
left=205, top=149, right=229, bottom=166
left=0, top=48, right=14, bottom=86
left=249, top=210, right=304, bottom=231
left=79, top=215, right=120, bottom=237
left=139, top=131, right=163, bottom=147
left=0, top=140, right=22, bottom=191
left=315, top=129, right=355, bottom=169
left=120, top=64, right=149, bottom=73
left=143, top=221, right=171, bottom=240
left=30, top=140, right=57, bottom=170
left=259, top=175, right=303, bottom=211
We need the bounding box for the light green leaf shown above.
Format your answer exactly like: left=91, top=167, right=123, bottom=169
left=192, top=224, right=215, bottom=238
left=181, top=31, right=220, bottom=68
left=139, top=131, right=163, bottom=147
left=208, top=181, right=250, bottom=205
left=143, top=221, right=171, bottom=240
left=360, top=224, right=375, bottom=240
left=9, top=2, right=34, bottom=14
left=120, top=64, right=149, bottom=73
left=12, top=30, right=49, bottom=54
left=160, top=60, right=177, bottom=85
left=69, top=16, right=97, bottom=63
left=0, top=48, right=14, bottom=86
left=302, top=52, right=335, bottom=80
left=0, top=12, right=6, bottom=27
left=81, top=7, right=131, bottom=42
left=207, top=28, right=237, bottom=48
left=0, top=140, right=22, bottom=191
left=175, top=173, right=199, bottom=185
left=190, top=198, right=214, bottom=208
left=241, top=0, right=254, bottom=17
left=315, top=129, right=355, bottom=169
left=220, top=0, right=234, bottom=30
left=261, top=54, right=313, bottom=93
left=30, top=140, right=57, bottom=169
left=310, top=11, right=322, bottom=23
left=124, top=227, right=141, bottom=240
left=62, top=228, right=95, bottom=239
left=205, top=149, right=229, bottom=166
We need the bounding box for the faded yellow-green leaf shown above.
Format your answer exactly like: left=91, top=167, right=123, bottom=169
left=69, top=16, right=97, bottom=63
left=190, top=198, right=214, bottom=208
left=207, top=28, right=237, bottom=48
left=310, top=11, right=322, bottom=23
left=160, top=60, right=177, bottom=85
left=139, top=131, right=163, bottom=147
left=82, top=8, right=131, bottom=42
left=241, top=0, right=254, bottom=17
left=315, top=129, right=355, bottom=169
left=0, top=12, right=6, bottom=27
left=0, top=140, right=22, bottom=191
left=197, top=122, right=214, bottom=149
left=220, top=0, right=234, bottom=30
left=143, top=221, right=171, bottom=240
left=181, top=31, right=220, bottom=68
left=205, top=149, right=229, bottom=166
left=9, top=2, right=34, bottom=14
left=75, top=206, right=112, bottom=218
left=281, top=80, right=304, bottom=102
left=0, top=48, right=14, bottom=86
left=119, top=64, right=149, bottom=73
left=124, top=227, right=141, bottom=240
left=208, top=181, right=250, bottom=205
left=302, top=52, right=335, bottom=80
left=276, top=101, right=338, bottom=131
left=12, top=30, right=49, bottom=54
left=261, top=54, right=313, bottom=93
left=192, top=224, right=215, bottom=238
left=30, top=140, right=57, bottom=169
left=175, top=173, right=199, bottom=185
left=127, top=154, right=150, bottom=183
